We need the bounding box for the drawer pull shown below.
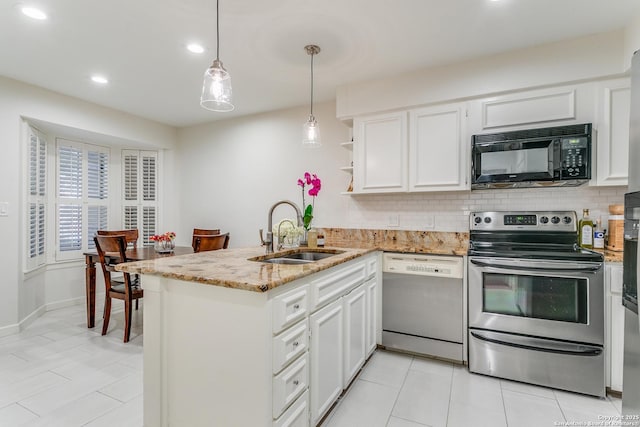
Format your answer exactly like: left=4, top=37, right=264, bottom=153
left=293, top=380, right=299, bottom=386
left=293, top=341, right=299, bottom=347
left=293, top=304, right=300, bottom=310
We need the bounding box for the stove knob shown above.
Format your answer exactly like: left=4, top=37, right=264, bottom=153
left=563, top=216, right=572, bottom=224
left=540, top=216, right=549, bottom=224
left=484, top=217, right=492, bottom=224
left=474, top=216, right=482, bottom=224
left=551, top=216, right=560, bottom=224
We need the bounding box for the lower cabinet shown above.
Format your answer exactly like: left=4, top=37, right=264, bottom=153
left=310, top=299, right=344, bottom=425
left=343, top=285, right=367, bottom=388
left=142, top=252, right=380, bottom=427
left=365, top=277, right=378, bottom=357
left=309, top=255, right=380, bottom=426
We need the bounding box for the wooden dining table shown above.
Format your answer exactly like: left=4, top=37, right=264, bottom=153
left=83, top=246, right=194, bottom=328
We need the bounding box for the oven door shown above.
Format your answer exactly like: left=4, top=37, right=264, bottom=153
left=468, top=256, right=604, bottom=345
left=472, top=138, right=560, bottom=185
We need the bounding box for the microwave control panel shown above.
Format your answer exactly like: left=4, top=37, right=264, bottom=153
left=561, top=137, right=589, bottom=178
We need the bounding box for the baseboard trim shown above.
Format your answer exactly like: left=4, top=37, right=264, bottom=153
left=45, top=296, right=86, bottom=312
left=0, top=293, right=107, bottom=338
left=18, top=304, right=47, bottom=332
left=0, top=323, right=19, bottom=338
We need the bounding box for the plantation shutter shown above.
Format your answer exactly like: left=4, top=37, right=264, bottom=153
left=26, top=127, right=47, bottom=271
left=122, top=150, right=158, bottom=245
left=57, top=144, right=83, bottom=254
left=86, top=149, right=109, bottom=249
left=56, top=139, right=110, bottom=259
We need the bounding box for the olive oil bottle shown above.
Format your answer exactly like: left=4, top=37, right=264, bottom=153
left=579, top=209, right=594, bottom=249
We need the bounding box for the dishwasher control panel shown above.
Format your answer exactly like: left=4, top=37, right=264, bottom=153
left=382, top=253, right=463, bottom=279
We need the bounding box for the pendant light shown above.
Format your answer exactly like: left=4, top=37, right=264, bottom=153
left=302, top=45, right=321, bottom=147
left=200, top=0, right=234, bottom=112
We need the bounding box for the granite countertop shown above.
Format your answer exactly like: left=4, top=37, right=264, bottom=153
left=599, top=249, right=623, bottom=263
left=116, top=246, right=375, bottom=293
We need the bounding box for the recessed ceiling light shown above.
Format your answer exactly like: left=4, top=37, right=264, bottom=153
left=91, top=75, right=108, bottom=85
left=21, top=6, right=47, bottom=20
left=187, top=43, right=205, bottom=54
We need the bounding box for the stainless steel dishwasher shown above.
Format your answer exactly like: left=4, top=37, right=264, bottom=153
left=382, top=253, right=464, bottom=362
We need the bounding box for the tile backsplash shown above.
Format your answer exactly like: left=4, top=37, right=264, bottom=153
left=345, top=186, right=627, bottom=232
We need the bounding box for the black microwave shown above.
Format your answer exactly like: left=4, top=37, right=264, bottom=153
left=471, top=123, right=592, bottom=189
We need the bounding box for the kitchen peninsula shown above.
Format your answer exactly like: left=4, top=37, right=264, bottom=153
left=117, top=246, right=379, bottom=427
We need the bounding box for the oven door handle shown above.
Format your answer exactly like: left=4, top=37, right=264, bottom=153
left=470, top=330, right=603, bottom=356
left=469, top=257, right=602, bottom=272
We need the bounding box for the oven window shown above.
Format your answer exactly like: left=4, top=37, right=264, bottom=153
left=483, top=273, right=588, bottom=324
left=480, top=148, right=549, bottom=175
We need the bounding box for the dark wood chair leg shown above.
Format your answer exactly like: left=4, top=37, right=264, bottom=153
left=102, top=296, right=111, bottom=336
left=124, top=298, right=132, bottom=343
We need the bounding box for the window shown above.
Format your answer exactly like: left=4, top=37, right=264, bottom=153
left=122, top=150, right=158, bottom=245
left=25, top=127, right=47, bottom=271
left=56, top=139, right=109, bottom=260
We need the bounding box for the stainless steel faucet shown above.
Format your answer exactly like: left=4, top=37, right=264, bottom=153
left=259, top=200, right=304, bottom=254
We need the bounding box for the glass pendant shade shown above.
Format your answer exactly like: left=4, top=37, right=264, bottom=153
left=200, top=59, right=234, bottom=112
left=302, top=114, right=321, bottom=147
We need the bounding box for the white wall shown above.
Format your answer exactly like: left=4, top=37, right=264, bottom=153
left=0, top=76, right=178, bottom=332
left=337, top=30, right=628, bottom=119
left=176, top=101, right=351, bottom=248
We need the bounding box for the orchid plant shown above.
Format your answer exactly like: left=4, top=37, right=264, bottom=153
left=297, top=172, right=322, bottom=230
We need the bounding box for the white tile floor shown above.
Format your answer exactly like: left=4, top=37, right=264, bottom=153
left=323, top=350, right=623, bottom=427
left=0, top=304, right=624, bottom=427
left=0, top=303, right=143, bottom=427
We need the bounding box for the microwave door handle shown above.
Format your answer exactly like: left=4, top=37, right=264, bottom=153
left=469, top=257, right=602, bottom=272
left=470, top=330, right=603, bottom=356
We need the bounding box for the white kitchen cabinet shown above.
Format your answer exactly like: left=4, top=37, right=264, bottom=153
left=596, top=78, right=631, bottom=186
left=353, top=111, right=408, bottom=193
left=352, top=103, right=468, bottom=194
left=606, top=263, right=625, bottom=393
left=467, top=85, right=590, bottom=134
left=343, top=284, right=367, bottom=387
left=141, top=251, right=379, bottom=427
left=409, top=103, right=468, bottom=191
left=310, top=298, right=344, bottom=425
left=365, top=277, right=378, bottom=357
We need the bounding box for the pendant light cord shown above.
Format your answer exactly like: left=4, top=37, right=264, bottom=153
left=216, top=0, right=220, bottom=60
left=310, top=52, right=314, bottom=117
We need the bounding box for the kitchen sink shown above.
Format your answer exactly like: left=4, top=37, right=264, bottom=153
left=281, top=251, right=339, bottom=261
left=249, top=249, right=345, bottom=265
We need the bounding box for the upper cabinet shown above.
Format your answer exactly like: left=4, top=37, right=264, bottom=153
left=596, top=78, right=630, bottom=187
left=409, top=103, right=467, bottom=192
left=349, top=80, right=630, bottom=195
left=353, top=112, right=408, bottom=193
left=353, top=103, right=468, bottom=194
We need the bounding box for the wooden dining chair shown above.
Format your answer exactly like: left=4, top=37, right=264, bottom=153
left=97, top=229, right=140, bottom=308
left=191, top=228, right=220, bottom=250
left=97, top=229, right=139, bottom=248
left=193, top=233, right=229, bottom=252
left=94, top=234, right=143, bottom=343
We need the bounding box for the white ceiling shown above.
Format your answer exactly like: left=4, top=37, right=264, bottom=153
left=2, top=0, right=639, bottom=128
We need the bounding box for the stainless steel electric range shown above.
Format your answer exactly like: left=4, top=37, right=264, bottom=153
left=467, top=211, right=605, bottom=397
